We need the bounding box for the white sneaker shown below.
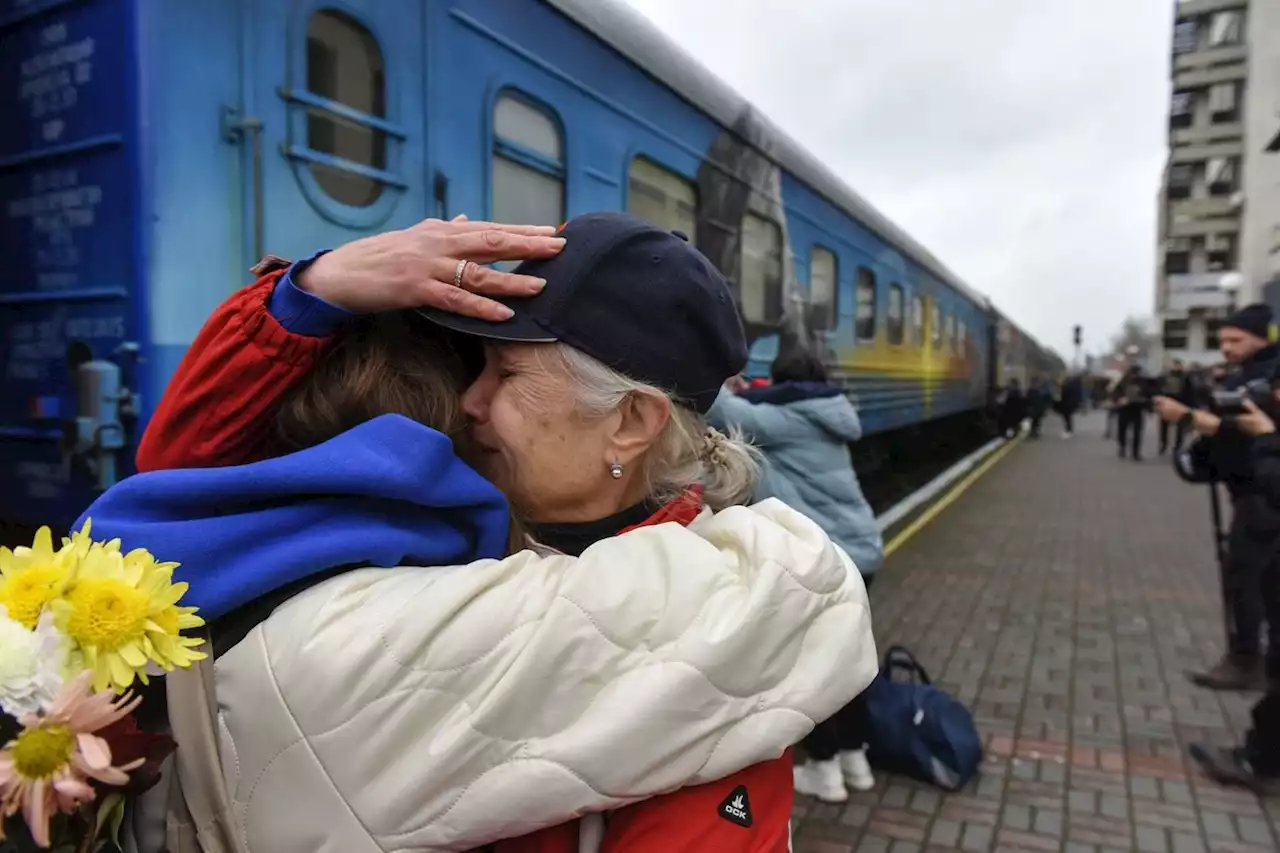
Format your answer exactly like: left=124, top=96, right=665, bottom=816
left=793, top=758, right=848, bottom=803
left=839, top=747, right=875, bottom=791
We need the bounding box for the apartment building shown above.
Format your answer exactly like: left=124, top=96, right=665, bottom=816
left=1155, top=0, right=1280, bottom=367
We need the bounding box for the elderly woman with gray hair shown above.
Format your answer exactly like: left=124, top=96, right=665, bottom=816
left=88, top=213, right=877, bottom=853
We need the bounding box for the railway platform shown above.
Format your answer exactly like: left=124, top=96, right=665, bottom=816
left=793, top=412, right=1279, bottom=853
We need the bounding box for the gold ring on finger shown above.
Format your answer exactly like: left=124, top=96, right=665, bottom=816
left=453, top=259, right=470, bottom=289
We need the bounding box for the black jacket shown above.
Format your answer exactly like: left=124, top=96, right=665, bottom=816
left=1158, top=370, right=1194, bottom=406
left=1110, top=373, right=1152, bottom=411
left=1209, top=344, right=1280, bottom=494
left=1058, top=377, right=1083, bottom=413
left=1251, top=433, right=1280, bottom=510
left=1026, top=384, right=1053, bottom=417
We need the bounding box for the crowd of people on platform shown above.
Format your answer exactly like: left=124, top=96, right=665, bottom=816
left=994, top=305, right=1280, bottom=792
left=994, top=373, right=1085, bottom=440
left=1096, top=358, right=1213, bottom=461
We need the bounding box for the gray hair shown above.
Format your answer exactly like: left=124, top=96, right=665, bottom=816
left=548, top=344, right=761, bottom=511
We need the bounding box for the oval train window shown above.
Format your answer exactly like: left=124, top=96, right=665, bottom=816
left=305, top=10, right=387, bottom=207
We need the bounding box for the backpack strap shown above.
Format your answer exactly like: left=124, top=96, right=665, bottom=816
left=163, top=631, right=248, bottom=853
left=882, top=645, right=933, bottom=685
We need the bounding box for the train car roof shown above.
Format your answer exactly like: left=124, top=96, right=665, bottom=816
left=547, top=0, right=991, bottom=309
left=992, top=307, right=1064, bottom=366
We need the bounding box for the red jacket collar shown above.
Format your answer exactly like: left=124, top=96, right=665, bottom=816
left=621, top=487, right=704, bottom=534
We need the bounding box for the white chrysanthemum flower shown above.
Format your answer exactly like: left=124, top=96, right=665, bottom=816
left=0, top=606, right=65, bottom=718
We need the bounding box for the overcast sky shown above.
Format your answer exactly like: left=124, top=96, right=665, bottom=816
left=621, top=0, right=1173, bottom=358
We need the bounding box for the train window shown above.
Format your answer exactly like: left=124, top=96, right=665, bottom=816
left=887, top=284, right=905, bottom=344
left=629, top=158, right=697, bottom=240
left=945, top=315, right=956, bottom=353
left=958, top=320, right=967, bottom=354
left=930, top=302, right=941, bottom=347
left=305, top=10, right=387, bottom=207
left=855, top=268, right=876, bottom=341
left=809, top=246, right=838, bottom=330
left=739, top=213, right=783, bottom=324
left=911, top=295, right=924, bottom=344
left=493, top=93, right=565, bottom=236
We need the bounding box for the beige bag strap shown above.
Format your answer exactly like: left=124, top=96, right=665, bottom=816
left=163, top=633, right=248, bottom=853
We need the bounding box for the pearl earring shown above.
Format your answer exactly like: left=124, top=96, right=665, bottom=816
left=609, top=462, right=624, bottom=479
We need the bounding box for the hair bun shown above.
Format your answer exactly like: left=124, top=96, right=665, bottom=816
left=700, top=426, right=731, bottom=465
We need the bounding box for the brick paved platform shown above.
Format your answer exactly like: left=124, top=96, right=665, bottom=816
left=793, top=413, right=1279, bottom=853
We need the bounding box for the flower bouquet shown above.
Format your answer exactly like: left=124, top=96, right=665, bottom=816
left=0, top=522, right=206, bottom=852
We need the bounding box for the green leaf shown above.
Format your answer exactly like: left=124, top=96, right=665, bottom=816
left=94, top=793, right=123, bottom=839
left=108, top=796, right=126, bottom=848
left=87, top=793, right=126, bottom=850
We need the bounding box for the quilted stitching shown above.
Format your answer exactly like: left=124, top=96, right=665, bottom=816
left=215, top=499, right=877, bottom=852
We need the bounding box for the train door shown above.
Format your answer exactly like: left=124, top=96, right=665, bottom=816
left=230, top=0, right=428, bottom=269
left=0, top=0, right=141, bottom=531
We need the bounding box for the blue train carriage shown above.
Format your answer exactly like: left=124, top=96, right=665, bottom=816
left=992, top=309, right=1063, bottom=392
left=817, top=256, right=993, bottom=437
left=0, top=0, right=998, bottom=535
left=0, top=0, right=144, bottom=539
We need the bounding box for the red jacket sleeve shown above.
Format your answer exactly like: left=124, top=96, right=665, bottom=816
left=135, top=270, right=338, bottom=471
left=600, top=754, right=794, bottom=853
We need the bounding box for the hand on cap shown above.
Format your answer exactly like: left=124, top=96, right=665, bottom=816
left=296, top=215, right=564, bottom=320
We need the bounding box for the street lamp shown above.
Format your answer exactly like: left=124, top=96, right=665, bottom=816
left=1220, top=271, right=1244, bottom=308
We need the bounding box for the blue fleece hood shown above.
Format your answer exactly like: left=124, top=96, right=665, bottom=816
left=77, top=415, right=509, bottom=620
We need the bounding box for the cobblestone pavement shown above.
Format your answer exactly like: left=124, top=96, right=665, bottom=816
left=793, top=413, right=1279, bottom=853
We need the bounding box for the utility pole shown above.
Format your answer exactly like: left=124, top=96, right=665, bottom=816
left=1072, top=325, right=1082, bottom=373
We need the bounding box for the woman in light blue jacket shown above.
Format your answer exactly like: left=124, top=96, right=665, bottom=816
left=709, top=349, right=884, bottom=804
left=710, top=353, right=883, bottom=575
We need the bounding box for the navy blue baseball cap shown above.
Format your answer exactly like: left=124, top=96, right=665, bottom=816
left=421, top=212, right=748, bottom=414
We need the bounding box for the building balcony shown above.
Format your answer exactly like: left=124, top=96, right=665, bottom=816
left=1167, top=196, right=1242, bottom=218
left=1173, top=43, right=1248, bottom=71
left=1169, top=139, right=1244, bottom=162
left=1167, top=214, right=1241, bottom=237
left=1171, top=122, right=1243, bottom=146
left=1176, top=0, right=1247, bottom=16
left=1164, top=272, right=1238, bottom=314
left=1174, top=64, right=1248, bottom=88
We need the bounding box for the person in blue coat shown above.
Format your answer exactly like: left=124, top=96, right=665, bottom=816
left=709, top=353, right=884, bottom=577
left=709, top=349, right=883, bottom=803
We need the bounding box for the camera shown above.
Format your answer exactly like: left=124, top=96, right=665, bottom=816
left=1210, top=377, right=1276, bottom=416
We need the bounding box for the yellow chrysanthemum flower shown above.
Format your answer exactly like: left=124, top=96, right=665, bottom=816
left=0, top=527, right=74, bottom=629
left=62, top=517, right=122, bottom=560
left=51, top=523, right=206, bottom=693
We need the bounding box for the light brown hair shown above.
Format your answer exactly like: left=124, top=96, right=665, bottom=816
left=273, top=311, right=474, bottom=453
left=271, top=312, right=527, bottom=551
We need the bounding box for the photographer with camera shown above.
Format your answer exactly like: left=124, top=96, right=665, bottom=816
left=1154, top=303, right=1279, bottom=690
left=1187, top=391, right=1280, bottom=790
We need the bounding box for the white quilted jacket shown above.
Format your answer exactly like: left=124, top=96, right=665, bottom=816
left=181, top=499, right=876, bottom=852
